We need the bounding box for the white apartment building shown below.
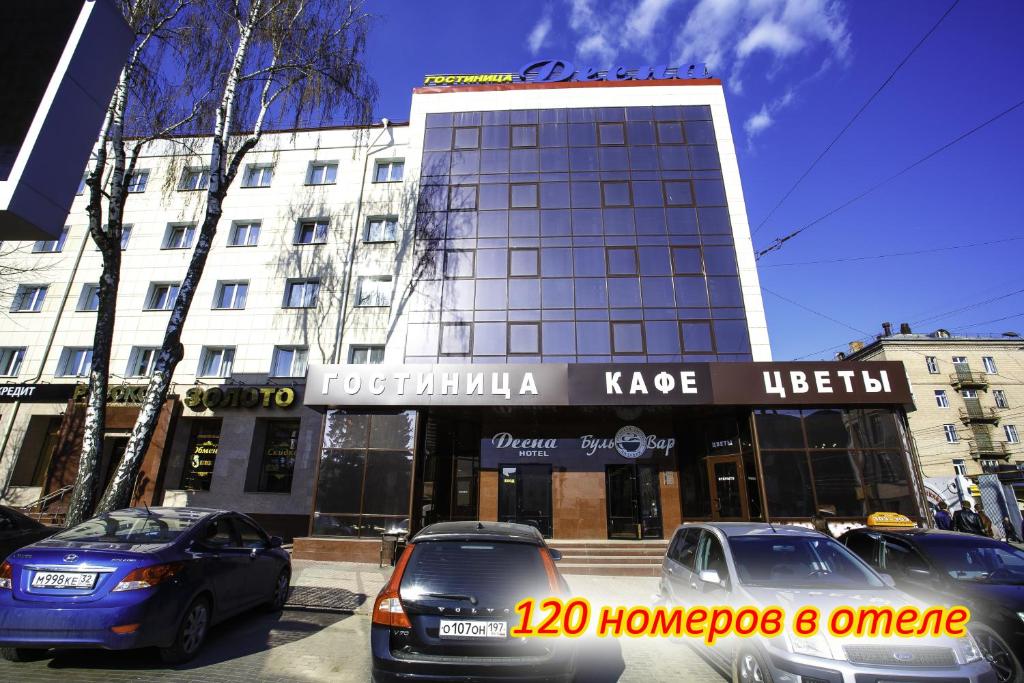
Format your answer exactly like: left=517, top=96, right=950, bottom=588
left=0, top=123, right=412, bottom=538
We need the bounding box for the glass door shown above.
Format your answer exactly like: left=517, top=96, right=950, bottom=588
left=606, top=464, right=663, bottom=539
left=498, top=464, right=552, bottom=537
left=706, top=455, right=749, bottom=521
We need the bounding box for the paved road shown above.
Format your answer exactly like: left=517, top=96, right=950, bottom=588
left=0, top=608, right=728, bottom=682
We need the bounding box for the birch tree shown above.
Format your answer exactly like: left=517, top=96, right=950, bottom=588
left=94, top=0, right=375, bottom=513
left=65, top=0, right=200, bottom=527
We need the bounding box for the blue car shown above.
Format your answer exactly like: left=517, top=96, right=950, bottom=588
left=0, top=507, right=290, bottom=664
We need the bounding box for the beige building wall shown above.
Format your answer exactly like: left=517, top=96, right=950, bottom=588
left=851, top=335, right=1024, bottom=477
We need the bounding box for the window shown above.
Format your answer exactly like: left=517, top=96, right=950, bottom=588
left=454, top=127, right=479, bottom=149
left=284, top=279, right=320, bottom=308
left=119, top=225, right=133, bottom=250
left=983, top=356, right=998, bottom=373
left=349, top=345, right=384, bottom=364
left=365, top=216, right=398, bottom=242
left=78, top=284, right=100, bottom=311
left=510, top=183, right=538, bottom=208
left=994, top=390, right=1009, bottom=409
left=76, top=173, right=88, bottom=195
left=607, top=247, right=638, bottom=275
left=12, top=285, right=47, bottom=312
left=943, top=424, right=959, bottom=444
left=146, top=283, right=180, bottom=310
left=953, top=459, right=967, bottom=476
left=255, top=420, right=300, bottom=492
left=58, top=347, right=93, bottom=377
left=270, top=346, right=308, bottom=377
left=374, top=159, right=404, bottom=182
left=441, top=323, right=471, bottom=355
left=241, top=164, right=273, bottom=188
left=179, top=167, right=209, bottom=191
left=0, top=348, right=25, bottom=376
left=295, top=219, right=329, bottom=244
left=1006, top=425, right=1020, bottom=444
left=307, top=162, right=338, bottom=185
left=127, top=347, right=159, bottom=377
left=33, top=227, right=68, bottom=253
left=934, top=390, right=948, bottom=408
left=511, top=125, right=537, bottom=147
left=214, top=281, right=248, bottom=309
left=356, top=276, right=392, bottom=307
left=601, top=181, right=630, bottom=206
left=126, top=170, right=149, bottom=193
left=163, top=224, right=196, bottom=249
left=509, top=248, right=539, bottom=277
left=228, top=221, right=260, bottom=247
left=952, top=356, right=968, bottom=368
left=925, top=356, right=939, bottom=374
left=198, top=347, right=235, bottom=378
left=509, top=323, right=540, bottom=354
left=961, top=389, right=977, bottom=399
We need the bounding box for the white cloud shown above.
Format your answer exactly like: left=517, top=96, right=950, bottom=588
left=527, top=12, right=553, bottom=54
left=744, top=104, right=774, bottom=136
left=578, top=33, right=617, bottom=63
left=624, top=0, right=678, bottom=43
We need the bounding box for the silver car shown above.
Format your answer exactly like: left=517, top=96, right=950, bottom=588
left=658, top=522, right=997, bottom=683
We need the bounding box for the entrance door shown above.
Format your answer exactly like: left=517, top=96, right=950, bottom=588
left=605, top=464, right=663, bottom=540
left=706, top=455, right=748, bottom=521
left=498, top=465, right=552, bottom=537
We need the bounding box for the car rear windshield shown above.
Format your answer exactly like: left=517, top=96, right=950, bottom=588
left=400, top=540, right=551, bottom=605
left=51, top=511, right=202, bottom=544
left=917, top=537, right=1024, bottom=584
left=730, top=536, right=885, bottom=589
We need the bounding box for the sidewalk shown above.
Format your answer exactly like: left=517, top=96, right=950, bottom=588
left=286, top=560, right=392, bottom=614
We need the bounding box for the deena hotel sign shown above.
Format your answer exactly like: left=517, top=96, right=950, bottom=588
left=421, top=58, right=712, bottom=87
left=304, top=362, right=913, bottom=408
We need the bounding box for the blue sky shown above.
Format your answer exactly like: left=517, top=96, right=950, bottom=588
left=363, top=0, right=1024, bottom=361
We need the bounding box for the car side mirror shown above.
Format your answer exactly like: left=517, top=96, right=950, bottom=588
left=907, top=567, right=931, bottom=579
left=548, top=548, right=562, bottom=562
left=879, top=573, right=897, bottom=587
left=699, top=569, right=722, bottom=586
left=268, top=536, right=283, bottom=548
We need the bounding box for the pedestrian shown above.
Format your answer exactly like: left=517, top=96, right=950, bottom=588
left=952, top=500, right=986, bottom=536
left=977, top=504, right=994, bottom=538
left=934, top=501, right=953, bottom=531
left=1003, top=516, right=1021, bottom=543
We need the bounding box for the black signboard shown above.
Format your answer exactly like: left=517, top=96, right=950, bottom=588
left=0, top=383, right=76, bottom=403
left=180, top=422, right=221, bottom=491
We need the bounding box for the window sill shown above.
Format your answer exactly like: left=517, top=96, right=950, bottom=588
left=226, top=244, right=258, bottom=248
left=239, top=185, right=272, bottom=190
left=355, top=304, right=391, bottom=309
left=143, top=308, right=173, bottom=312
left=371, top=180, right=403, bottom=184
left=283, top=305, right=317, bottom=310
left=161, top=247, right=193, bottom=251
left=10, top=310, right=42, bottom=314
left=176, top=188, right=207, bottom=192
left=362, top=240, right=397, bottom=245
left=304, top=182, right=337, bottom=187
left=293, top=242, right=327, bottom=246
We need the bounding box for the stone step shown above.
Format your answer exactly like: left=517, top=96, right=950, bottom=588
left=556, top=555, right=663, bottom=565
left=558, top=563, right=662, bottom=577
left=556, top=547, right=667, bottom=557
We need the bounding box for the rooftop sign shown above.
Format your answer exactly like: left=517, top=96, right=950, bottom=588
left=422, top=58, right=711, bottom=87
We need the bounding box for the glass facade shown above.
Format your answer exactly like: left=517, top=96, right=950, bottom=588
left=405, top=105, right=751, bottom=363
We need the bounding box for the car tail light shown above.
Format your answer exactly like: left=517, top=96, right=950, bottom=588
left=372, top=544, right=413, bottom=628
left=112, top=562, right=184, bottom=592
left=0, top=561, right=11, bottom=590
left=538, top=547, right=561, bottom=594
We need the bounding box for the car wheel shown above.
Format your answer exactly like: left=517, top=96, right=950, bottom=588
left=973, top=624, right=1024, bottom=683
left=159, top=596, right=211, bottom=664
left=265, top=568, right=290, bottom=612
left=0, top=647, right=44, bottom=662
left=733, top=647, right=774, bottom=683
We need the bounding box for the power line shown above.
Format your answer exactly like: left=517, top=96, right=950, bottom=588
left=759, top=235, right=1024, bottom=268
left=912, top=286, right=1024, bottom=326
left=756, top=96, right=1024, bottom=259
left=761, top=286, right=872, bottom=337
left=751, top=0, right=962, bottom=236
left=955, top=312, right=1024, bottom=331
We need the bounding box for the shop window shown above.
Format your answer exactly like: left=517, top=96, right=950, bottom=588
left=315, top=411, right=417, bottom=537
left=251, top=419, right=300, bottom=493
left=759, top=450, right=815, bottom=518
left=804, top=409, right=854, bottom=449
left=9, top=416, right=62, bottom=487
left=179, top=419, right=222, bottom=491
left=808, top=451, right=865, bottom=517
left=754, top=410, right=805, bottom=449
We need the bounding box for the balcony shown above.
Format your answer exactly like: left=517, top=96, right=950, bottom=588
left=959, top=401, right=1000, bottom=424
left=949, top=370, right=988, bottom=389
left=968, top=440, right=1009, bottom=459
